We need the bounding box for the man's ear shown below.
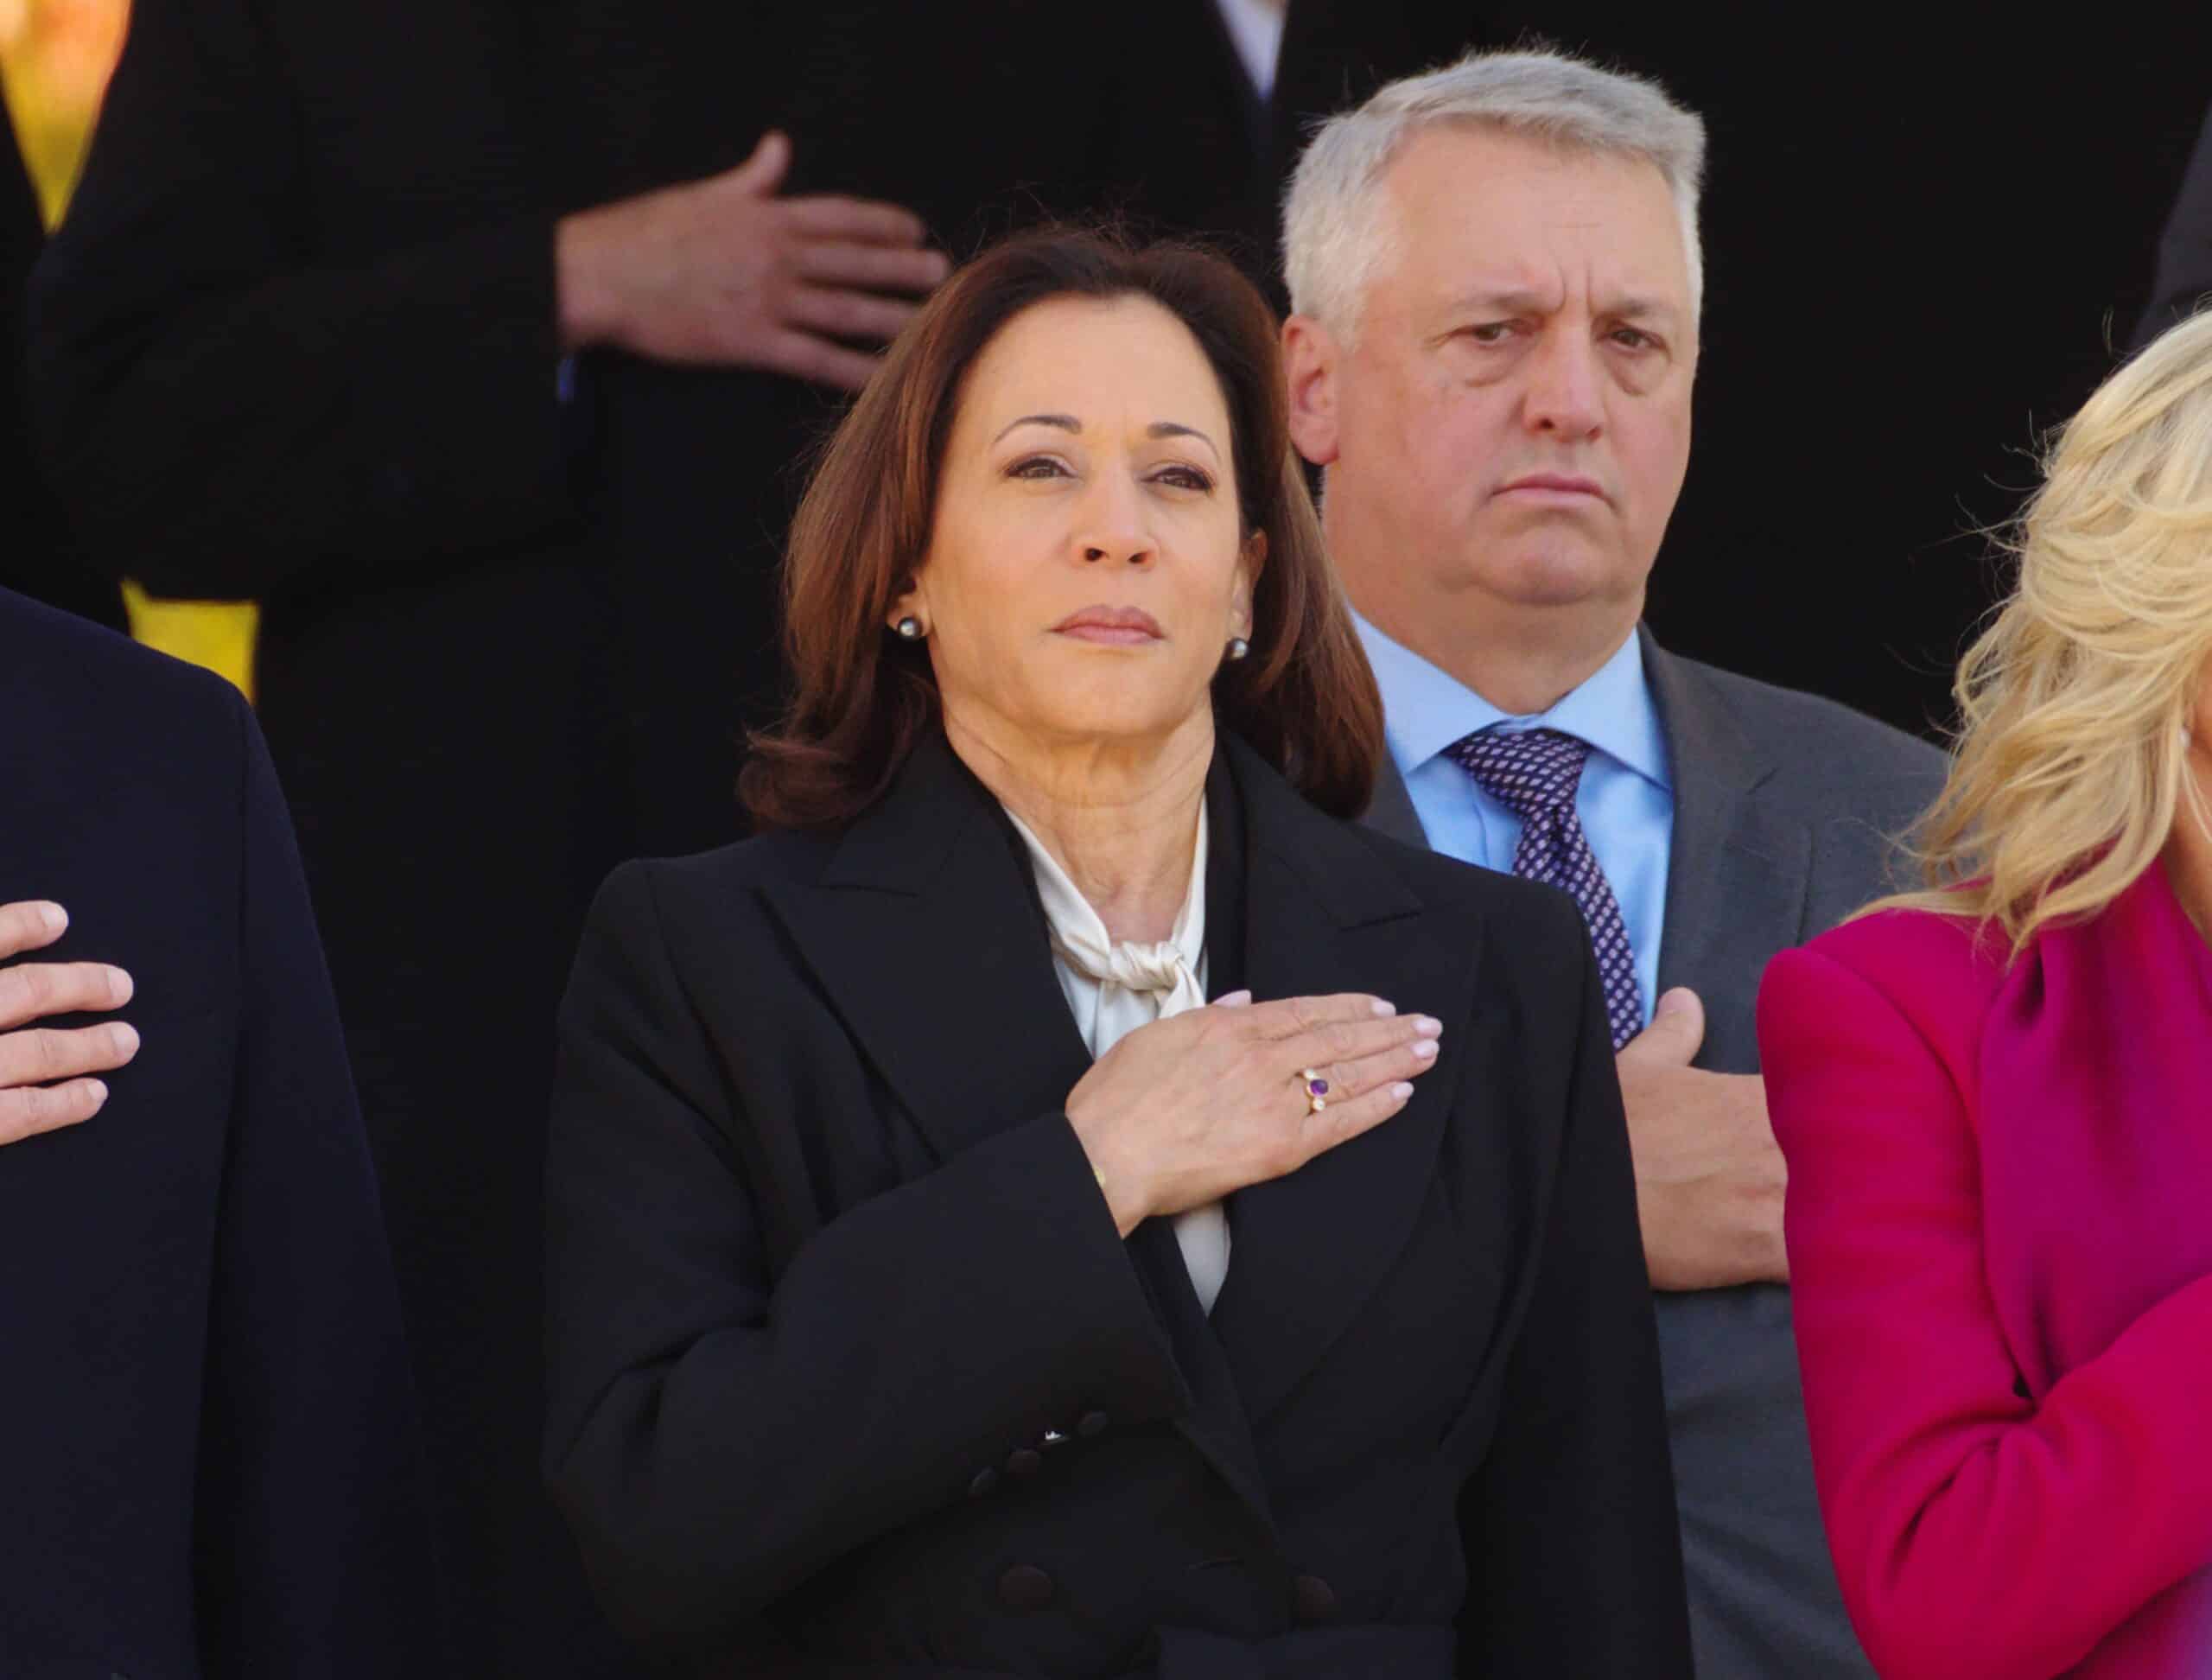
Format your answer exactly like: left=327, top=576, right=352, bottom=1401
left=1282, top=315, right=1342, bottom=468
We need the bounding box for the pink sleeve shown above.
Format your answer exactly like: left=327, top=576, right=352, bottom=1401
left=1758, top=941, right=2212, bottom=1680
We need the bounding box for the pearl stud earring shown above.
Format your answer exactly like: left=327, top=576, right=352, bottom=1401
left=894, top=616, right=925, bottom=641
left=1225, top=636, right=1249, bottom=662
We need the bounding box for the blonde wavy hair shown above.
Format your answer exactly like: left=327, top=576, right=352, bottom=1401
left=1869, top=306, right=2212, bottom=956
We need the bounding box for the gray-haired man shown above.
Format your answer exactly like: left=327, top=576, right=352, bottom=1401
left=1282, top=48, right=1944, bottom=1678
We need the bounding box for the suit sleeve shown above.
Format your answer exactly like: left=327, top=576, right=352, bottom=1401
left=1458, top=918, right=1693, bottom=1677
left=1759, top=944, right=2212, bottom=1679
left=193, top=686, right=447, bottom=1677
left=25, top=0, right=572, bottom=601
left=544, top=862, right=1187, bottom=1650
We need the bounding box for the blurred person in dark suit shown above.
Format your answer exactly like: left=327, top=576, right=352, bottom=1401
left=0, top=586, right=440, bottom=1677
left=26, top=7, right=678, bottom=1669
left=2, top=109, right=121, bottom=629
left=22, top=4, right=1346, bottom=1672
left=545, top=0, right=1328, bottom=854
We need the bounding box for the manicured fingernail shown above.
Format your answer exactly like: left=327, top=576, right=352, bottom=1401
left=86, top=1080, right=108, bottom=1109
left=1370, top=999, right=1397, bottom=1016
left=1414, top=1016, right=1442, bottom=1037
left=1215, top=989, right=1252, bottom=1007
left=1411, top=1038, right=1437, bottom=1060
left=109, top=1023, right=139, bottom=1057
left=37, top=902, right=67, bottom=934
left=1390, top=1082, right=1414, bottom=1100
left=108, top=969, right=135, bottom=1004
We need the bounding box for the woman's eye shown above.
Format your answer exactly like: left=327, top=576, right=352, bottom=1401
left=1153, top=466, right=1215, bottom=492
left=1007, top=456, right=1069, bottom=480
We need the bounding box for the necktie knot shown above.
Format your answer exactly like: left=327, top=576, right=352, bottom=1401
left=1444, top=727, right=1593, bottom=825
left=1441, top=723, right=1645, bottom=1050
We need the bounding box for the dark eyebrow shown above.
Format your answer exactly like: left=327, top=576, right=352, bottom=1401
left=990, top=413, right=1221, bottom=460
left=1147, top=421, right=1218, bottom=459
left=992, top=413, right=1080, bottom=444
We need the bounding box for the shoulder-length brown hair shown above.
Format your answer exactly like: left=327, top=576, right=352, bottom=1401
left=740, top=226, right=1383, bottom=830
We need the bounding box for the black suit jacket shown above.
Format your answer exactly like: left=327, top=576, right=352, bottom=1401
left=546, top=729, right=1691, bottom=1677
left=0, top=588, right=439, bottom=1677
left=1364, top=628, right=1947, bottom=1678
left=2, top=118, right=122, bottom=630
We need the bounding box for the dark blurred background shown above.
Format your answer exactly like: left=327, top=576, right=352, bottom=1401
left=1532, top=13, right=2209, bottom=738
left=5, top=3, right=2209, bottom=738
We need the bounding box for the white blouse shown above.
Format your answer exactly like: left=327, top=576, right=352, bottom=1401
left=1002, top=804, right=1231, bottom=1313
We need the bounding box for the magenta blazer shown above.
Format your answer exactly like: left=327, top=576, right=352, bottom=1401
left=1758, top=862, right=2212, bottom=1678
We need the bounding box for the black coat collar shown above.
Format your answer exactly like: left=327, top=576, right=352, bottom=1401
left=765, top=728, right=1484, bottom=1491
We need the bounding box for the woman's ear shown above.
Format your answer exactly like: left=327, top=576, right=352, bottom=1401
left=886, top=574, right=927, bottom=637
left=1230, top=531, right=1266, bottom=642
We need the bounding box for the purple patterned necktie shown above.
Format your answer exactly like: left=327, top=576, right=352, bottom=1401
left=1445, top=727, right=1645, bottom=1049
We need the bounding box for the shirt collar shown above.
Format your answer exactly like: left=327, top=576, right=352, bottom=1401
left=1353, top=612, right=1672, bottom=792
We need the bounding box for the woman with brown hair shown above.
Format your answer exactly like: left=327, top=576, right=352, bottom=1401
left=543, top=228, right=1688, bottom=1677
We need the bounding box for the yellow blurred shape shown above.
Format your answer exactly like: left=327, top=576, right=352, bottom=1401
left=10, top=0, right=262, bottom=701
left=123, top=584, right=257, bottom=699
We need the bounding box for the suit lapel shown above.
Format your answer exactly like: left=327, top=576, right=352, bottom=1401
left=1124, top=1213, right=1277, bottom=1525
left=760, top=735, right=1096, bottom=1168
left=764, top=734, right=1281, bottom=1519
left=1361, top=751, right=1429, bottom=848
left=1207, top=738, right=1473, bottom=1423
left=1643, top=629, right=1811, bottom=1072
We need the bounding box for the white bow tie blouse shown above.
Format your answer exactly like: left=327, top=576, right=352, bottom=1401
left=1001, top=804, right=1231, bottom=1313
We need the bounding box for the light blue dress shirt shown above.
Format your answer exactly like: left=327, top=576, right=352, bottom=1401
left=1355, top=614, right=1675, bottom=1033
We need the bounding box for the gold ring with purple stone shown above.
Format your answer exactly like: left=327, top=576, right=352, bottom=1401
left=1299, top=1068, right=1330, bottom=1113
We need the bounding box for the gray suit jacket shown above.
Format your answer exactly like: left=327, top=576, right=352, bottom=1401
left=1364, top=626, right=1948, bottom=1679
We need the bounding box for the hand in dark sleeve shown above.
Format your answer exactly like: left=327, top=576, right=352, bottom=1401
left=194, top=687, right=448, bottom=1677
left=1457, top=923, right=1694, bottom=1678
left=26, top=0, right=574, bottom=600
left=543, top=862, right=1185, bottom=1651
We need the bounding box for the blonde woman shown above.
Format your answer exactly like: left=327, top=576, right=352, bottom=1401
left=1758, top=308, right=2212, bottom=1680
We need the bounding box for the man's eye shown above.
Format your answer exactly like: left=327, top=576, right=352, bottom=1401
left=1610, top=327, right=1657, bottom=350
left=1007, top=456, right=1068, bottom=480
left=1466, top=322, right=1516, bottom=345
left=1153, top=466, right=1215, bottom=492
